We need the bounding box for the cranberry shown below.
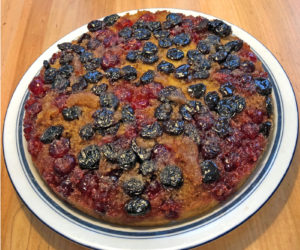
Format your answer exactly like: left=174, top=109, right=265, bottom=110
left=194, top=113, right=215, bottom=131
left=246, top=108, right=265, bottom=124
left=146, top=180, right=162, bottom=199
left=114, top=84, right=133, bottom=102
left=78, top=172, right=99, bottom=195
left=28, top=137, right=43, bottom=157
left=223, top=152, right=241, bottom=171
left=212, top=71, right=231, bottom=84
left=25, top=97, right=42, bottom=117
left=49, top=137, right=70, bottom=158
left=28, top=76, right=47, bottom=97
left=142, top=82, right=163, bottom=99
left=160, top=199, right=181, bottom=219
left=53, top=155, right=76, bottom=175
left=138, top=13, right=156, bottom=22
left=103, top=34, right=120, bottom=48
left=57, top=178, right=74, bottom=197
left=169, top=26, right=184, bottom=36
left=124, top=126, right=138, bottom=140
left=101, top=52, right=120, bottom=70
left=115, top=18, right=133, bottom=30
left=49, top=52, right=60, bottom=64
left=242, top=123, right=259, bottom=139
left=122, top=39, right=142, bottom=50
left=131, top=94, right=150, bottom=110
left=54, top=94, right=69, bottom=111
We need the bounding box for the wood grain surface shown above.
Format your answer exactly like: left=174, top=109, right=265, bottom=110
left=2, top=0, right=300, bottom=249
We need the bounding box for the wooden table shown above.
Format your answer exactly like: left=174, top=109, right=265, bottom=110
left=2, top=0, right=300, bottom=249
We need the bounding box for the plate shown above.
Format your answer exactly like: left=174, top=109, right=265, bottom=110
left=3, top=8, right=298, bottom=250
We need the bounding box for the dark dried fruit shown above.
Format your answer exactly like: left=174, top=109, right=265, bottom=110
left=193, top=70, right=210, bottom=79
left=140, top=54, right=159, bottom=64
left=122, top=105, right=135, bottom=122
left=101, top=143, right=119, bottom=162
left=58, top=64, right=73, bottom=78
left=201, top=137, right=221, bottom=159
left=158, top=86, right=186, bottom=103
left=79, top=124, right=95, bottom=140
left=126, top=50, right=139, bottom=62
left=140, top=122, right=163, bottom=139
left=266, top=96, right=273, bottom=117
left=179, top=104, right=194, bottom=121
left=208, top=19, right=232, bottom=37
left=172, top=33, right=191, bottom=46
left=219, top=82, right=234, bottom=97
left=200, top=160, right=220, bottom=183
left=255, top=78, right=272, bottom=96
left=155, top=103, right=173, bottom=121
left=71, top=44, right=85, bottom=54
left=197, top=40, right=210, bottom=54
left=57, top=42, right=72, bottom=51
left=163, top=120, right=184, bottom=135
left=157, top=60, right=175, bottom=74
left=166, top=48, right=184, bottom=60
left=140, top=70, right=155, bottom=85
left=187, top=100, right=202, bottom=113
left=211, top=50, right=228, bottom=62
left=123, top=178, right=145, bottom=196
left=223, top=54, right=240, bottom=70
left=166, top=13, right=182, bottom=26
left=87, top=20, right=104, bottom=32
left=40, top=125, right=64, bottom=144
left=205, top=34, right=220, bottom=45
left=187, top=50, right=202, bottom=63
left=84, top=71, right=103, bottom=83
left=62, top=106, right=81, bottom=121
left=205, top=91, right=220, bottom=111
left=103, top=14, right=120, bottom=26
left=240, top=60, right=255, bottom=73
left=105, top=67, right=122, bottom=82
left=183, top=123, right=201, bottom=144
left=131, top=139, right=152, bottom=161
left=224, top=40, right=243, bottom=52
left=139, top=160, right=156, bottom=176
left=213, top=117, right=231, bottom=138
left=72, top=77, right=88, bottom=92
left=195, top=18, right=209, bottom=32
left=158, top=38, right=173, bottom=48
left=118, top=149, right=137, bottom=170
left=121, top=65, right=137, bottom=81
left=187, top=83, right=206, bottom=99
left=260, top=121, right=272, bottom=137
left=52, top=75, right=70, bottom=92
left=232, top=95, right=246, bottom=112
left=91, top=83, right=108, bottom=96
left=93, top=108, right=114, bottom=128
left=216, top=98, right=237, bottom=118
left=174, top=64, right=190, bottom=79
left=119, top=27, right=132, bottom=39
left=160, top=165, right=183, bottom=188
left=133, top=28, right=151, bottom=40
left=80, top=51, right=93, bottom=63
left=84, top=58, right=102, bottom=71
left=142, top=41, right=158, bottom=55
left=78, top=145, right=100, bottom=169
left=97, top=122, right=120, bottom=136
left=153, top=30, right=170, bottom=39
left=43, top=60, right=50, bottom=69
left=125, top=198, right=150, bottom=215
left=44, top=68, right=57, bottom=84
left=148, top=21, right=161, bottom=31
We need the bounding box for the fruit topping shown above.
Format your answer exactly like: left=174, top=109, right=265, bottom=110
left=125, top=198, right=150, bottom=215
left=140, top=122, right=163, bottom=139
left=79, top=124, right=95, bottom=140
left=139, top=160, right=156, bottom=176
left=40, top=125, right=64, bottom=144
left=123, top=178, right=145, bottom=196
left=155, top=103, right=173, bottom=121
left=62, top=106, right=81, bottom=121
left=187, top=83, right=206, bottom=99
left=163, top=120, right=184, bottom=135
left=78, top=145, right=101, bottom=169
left=200, top=160, right=220, bottom=183
left=160, top=165, right=183, bottom=188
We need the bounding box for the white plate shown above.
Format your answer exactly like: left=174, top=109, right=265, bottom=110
left=3, top=8, right=298, bottom=250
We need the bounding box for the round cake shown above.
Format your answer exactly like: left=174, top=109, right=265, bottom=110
left=23, top=10, right=273, bottom=226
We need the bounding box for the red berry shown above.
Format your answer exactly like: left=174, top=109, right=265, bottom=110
left=49, top=138, right=70, bottom=158
left=115, top=18, right=133, bottom=30
left=101, top=52, right=120, bottom=70
left=242, top=123, right=259, bottom=139
left=28, top=137, right=43, bottom=157
left=113, top=85, right=133, bottom=102
left=122, top=39, right=142, bottom=50
left=53, top=155, right=76, bottom=175
left=146, top=180, right=161, bottom=199
left=54, top=94, right=68, bottom=111
left=77, top=172, right=99, bottom=195
left=138, top=13, right=156, bottom=22
left=28, top=76, right=46, bottom=97
left=49, top=52, right=60, bottom=64
left=103, top=34, right=120, bottom=48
